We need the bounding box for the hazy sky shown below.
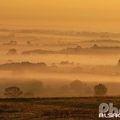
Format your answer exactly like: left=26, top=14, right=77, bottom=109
left=0, top=0, right=120, bottom=31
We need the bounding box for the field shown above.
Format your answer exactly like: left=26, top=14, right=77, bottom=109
left=0, top=97, right=119, bottom=120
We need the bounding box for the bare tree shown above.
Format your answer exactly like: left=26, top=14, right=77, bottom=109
left=4, top=86, right=23, bottom=98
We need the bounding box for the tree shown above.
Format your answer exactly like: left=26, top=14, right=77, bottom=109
left=4, top=86, right=23, bottom=98
left=69, top=80, right=84, bottom=96
left=94, top=84, right=107, bottom=96
left=70, top=80, right=83, bottom=91
left=25, top=80, right=44, bottom=97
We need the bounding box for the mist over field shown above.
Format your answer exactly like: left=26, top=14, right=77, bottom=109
left=0, top=29, right=119, bottom=97
left=1, top=1, right=120, bottom=119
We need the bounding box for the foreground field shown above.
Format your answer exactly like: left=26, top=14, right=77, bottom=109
left=0, top=97, right=119, bottom=120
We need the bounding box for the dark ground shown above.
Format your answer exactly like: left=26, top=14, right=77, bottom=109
left=0, top=97, right=119, bottom=120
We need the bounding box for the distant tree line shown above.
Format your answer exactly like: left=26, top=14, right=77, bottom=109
left=2, top=80, right=108, bottom=98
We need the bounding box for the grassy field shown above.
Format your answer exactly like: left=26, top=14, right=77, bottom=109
left=0, top=97, right=119, bottom=120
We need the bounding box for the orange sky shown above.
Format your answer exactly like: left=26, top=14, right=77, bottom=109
left=0, top=0, right=120, bottom=31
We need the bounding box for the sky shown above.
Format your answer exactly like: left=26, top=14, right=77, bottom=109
left=0, top=0, right=120, bottom=31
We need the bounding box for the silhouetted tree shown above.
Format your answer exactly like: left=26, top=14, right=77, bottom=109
left=94, top=84, right=107, bottom=96
left=70, top=80, right=83, bottom=91
left=70, top=80, right=85, bottom=97
left=26, top=81, right=44, bottom=96
left=4, top=86, right=23, bottom=98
